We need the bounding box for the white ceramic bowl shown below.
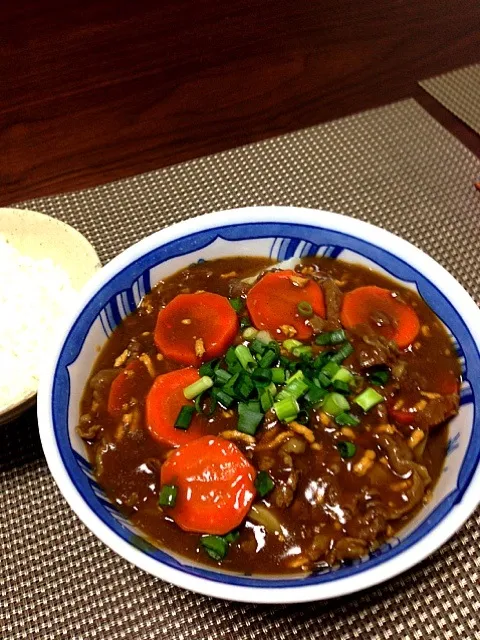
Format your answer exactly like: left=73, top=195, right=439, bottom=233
left=0, top=208, right=101, bottom=424
left=38, top=207, right=480, bottom=603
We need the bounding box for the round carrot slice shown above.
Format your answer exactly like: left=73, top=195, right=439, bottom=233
left=146, top=368, right=208, bottom=447
left=340, top=286, right=420, bottom=348
left=154, top=292, right=238, bottom=366
left=108, top=359, right=152, bottom=418
left=246, top=270, right=325, bottom=340
left=160, top=435, right=257, bottom=535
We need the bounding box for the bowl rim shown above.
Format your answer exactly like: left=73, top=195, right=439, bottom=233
left=38, top=206, right=480, bottom=603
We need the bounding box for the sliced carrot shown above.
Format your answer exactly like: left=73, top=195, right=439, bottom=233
left=154, top=292, right=238, bottom=366
left=107, top=359, right=151, bottom=417
left=246, top=270, right=325, bottom=340
left=340, top=286, right=420, bottom=348
left=146, top=368, right=208, bottom=447
left=160, top=435, right=256, bottom=535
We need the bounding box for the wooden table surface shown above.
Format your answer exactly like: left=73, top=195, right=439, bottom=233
left=2, top=0, right=480, bottom=205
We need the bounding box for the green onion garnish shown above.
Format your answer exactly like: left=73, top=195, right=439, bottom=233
left=271, top=367, right=286, bottom=384
left=240, top=316, right=251, bottom=330
left=214, top=368, right=232, bottom=385
left=283, top=338, right=302, bottom=352
left=332, top=379, right=350, bottom=394
left=199, top=359, right=219, bottom=377
left=242, top=326, right=258, bottom=341
left=321, top=360, right=341, bottom=379
left=354, top=387, right=384, bottom=412
left=235, top=344, right=256, bottom=372
left=330, top=342, right=354, bottom=364
left=237, top=402, right=264, bottom=435
left=369, top=369, right=390, bottom=386
left=174, top=405, right=195, bottom=430
left=332, top=366, right=354, bottom=384
left=260, top=389, right=274, bottom=412
left=200, top=535, right=229, bottom=561
left=255, top=471, right=275, bottom=497
left=322, top=392, right=350, bottom=417
left=273, top=395, right=300, bottom=421
left=229, top=297, right=244, bottom=313
left=236, top=372, right=255, bottom=399
left=183, top=376, right=213, bottom=400
left=212, top=388, right=234, bottom=408
left=336, top=441, right=357, bottom=459
left=225, top=347, right=240, bottom=371
left=304, top=385, right=327, bottom=405
left=335, top=412, right=361, bottom=427
left=195, top=392, right=217, bottom=416
left=316, top=372, right=332, bottom=388
left=285, top=377, right=309, bottom=399
left=251, top=368, right=272, bottom=388
left=221, top=371, right=240, bottom=397
left=158, top=484, right=177, bottom=507
left=292, top=345, right=313, bottom=358
left=258, top=349, right=277, bottom=368
left=315, top=329, right=346, bottom=346
left=297, top=301, right=313, bottom=318
left=250, top=339, right=267, bottom=356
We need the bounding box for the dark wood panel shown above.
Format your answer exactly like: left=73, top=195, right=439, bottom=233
left=1, top=0, right=479, bottom=204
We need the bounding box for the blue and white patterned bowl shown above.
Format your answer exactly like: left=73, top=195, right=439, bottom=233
left=38, top=207, right=480, bottom=603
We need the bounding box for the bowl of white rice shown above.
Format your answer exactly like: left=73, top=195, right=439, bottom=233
left=0, top=208, right=101, bottom=424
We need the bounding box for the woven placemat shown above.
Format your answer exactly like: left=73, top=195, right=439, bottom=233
left=2, top=99, right=480, bottom=640
left=420, top=63, right=480, bottom=135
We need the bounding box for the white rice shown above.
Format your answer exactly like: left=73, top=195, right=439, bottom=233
left=0, top=235, right=76, bottom=411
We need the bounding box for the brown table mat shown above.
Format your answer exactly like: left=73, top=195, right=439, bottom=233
left=420, top=63, right=480, bottom=135
left=2, top=99, right=480, bottom=640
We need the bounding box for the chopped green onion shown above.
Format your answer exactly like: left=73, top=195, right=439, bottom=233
left=256, top=330, right=273, bottom=344
left=332, top=380, right=351, bottom=394
left=225, top=347, right=240, bottom=371
left=305, top=385, right=327, bottom=405
left=242, top=326, right=258, bottom=341
left=158, top=484, right=177, bottom=508
left=237, top=402, right=264, bottom=435
left=279, top=355, right=290, bottom=367
left=285, top=377, right=309, bottom=399
left=212, top=388, right=234, bottom=408
left=369, top=369, right=390, bottom=386
left=297, top=301, right=313, bottom=318
left=292, top=345, right=313, bottom=358
left=250, top=339, right=267, bottom=356
left=286, top=370, right=305, bottom=385
left=240, top=316, right=251, bottom=330
left=313, top=351, right=335, bottom=369
left=258, top=349, right=277, bottom=369
left=271, top=367, right=285, bottom=384
left=267, top=381, right=277, bottom=396
left=322, top=392, right=350, bottom=417
left=236, top=372, right=255, bottom=399
left=235, top=344, right=256, bottom=371
left=255, top=471, right=275, bottom=497
left=283, top=338, right=302, bottom=352
left=273, top=395, right=300, bottom=421
left=354, top=387, right=384, bottom=412
left=174, top=405, right=195, bottom=430
left=315, top=372, right=332, bottom=388
left=199, top=359, right=219, bottom=377
left=195, top=392, right=217, bottom=416
left=252, top=368, right=272, bottom=388
left=335, top=412, right=361, bottom=427
left=332, top=366, right=354, bottom=384
left=336, top=441, right=357, bottom=459
left=246, top=399, right=261, bottom=412
left=183, top=376, right=213, bottom=400
left=224, top=531, right=240, bottom=544
left=214, top=368, right=232, bottom=385
left=200, top=535, right=229, bottom=561
left=315, top=329, right=346, bottom=346
left=229, top=297, right=244, bottom=313
left=221, top=371, right=240, bottom=397
left=296, top=410, right=310, bottom=425
left=330, top=342, right=354, bottom=364
left=321, top=360, right=341, bottom=379
left=260, top=389, right=274, bottom=412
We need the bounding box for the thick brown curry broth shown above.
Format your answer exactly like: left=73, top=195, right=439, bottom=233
left=81, top=256, right=458, bottom=574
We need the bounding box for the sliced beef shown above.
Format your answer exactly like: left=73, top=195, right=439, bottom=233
left=413, top=394, right=459, bottom=430
left=350, top=323, right=399, bottom=368
left=323, top=278, right=343, bottom=328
